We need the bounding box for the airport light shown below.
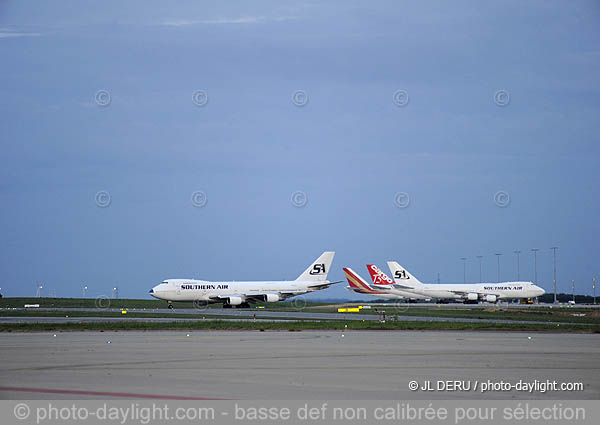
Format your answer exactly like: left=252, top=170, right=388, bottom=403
left=83, top=285, right=88, bottom=298
left=495, top=253, right=502, bottom=282
left=514, top=250, right=521, bottom=280
left=476, top=256, right=483, bottom=282
left=460, top=257, right=467, bottom=283
left=531, top=248, right=539, bottom=284
left=36, top=284, right=43, bottom=298
left=550, top=247, right=558, bottom=303
left=112, top=286, right=119, bottom=299
left=593, top=277, right=596, bottom=305
left=571, top=279, right=575, bottom=304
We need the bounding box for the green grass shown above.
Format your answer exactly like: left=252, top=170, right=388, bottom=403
left=0, top=297, right=183, bottom=309
left=0, top=309, right=297, bottom=320
left=1, top=320, right=599, bottom=333
left=318, top=306, right=600, bottom=324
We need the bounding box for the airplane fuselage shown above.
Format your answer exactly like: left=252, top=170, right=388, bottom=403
left=386, top=281, right=543, bottom=301
left=150, top=279, right=321, bottom=302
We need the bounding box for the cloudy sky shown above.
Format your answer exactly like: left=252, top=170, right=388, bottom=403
left=1, top=1, right=599, bottom=299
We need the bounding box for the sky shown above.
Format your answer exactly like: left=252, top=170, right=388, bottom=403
left=1, top=1, right=599, bottom=300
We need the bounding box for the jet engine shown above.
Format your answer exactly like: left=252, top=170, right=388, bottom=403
left=263, top=293, right=280, bottom=302
left=485, top=294, right=497, bottom=303
left=227, top=296, right=244, bottom=306
left=466, top=293, right=479, bottom=301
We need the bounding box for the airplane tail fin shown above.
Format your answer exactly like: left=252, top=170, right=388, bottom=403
left=296, top=251, right=335, bottom=281
left=343, top=267, right=380, bottom=294
left=366, top=264, right=396, bottom=287
left=387, top=261, right=423, bottom=288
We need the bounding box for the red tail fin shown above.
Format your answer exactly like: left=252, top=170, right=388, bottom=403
left=343, top=267, right=382, bottom=294
left=366, top=264, right=395, bottom=286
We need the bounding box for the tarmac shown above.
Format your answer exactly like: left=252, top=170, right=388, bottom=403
left=0, top=331, right=598, bottom=400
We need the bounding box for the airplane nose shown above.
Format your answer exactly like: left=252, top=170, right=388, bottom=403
left=149, top=288, right=154, bottom=294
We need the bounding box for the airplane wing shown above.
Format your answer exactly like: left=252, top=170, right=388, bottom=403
left=205, top=281, right=343, bottom=304
left=392, top=283, right=418, bottom=290
left=447, top=290, right=500, bottom=296
left=433, top=290, right=502, bottom=301
left=246, top=291, right=303, bottom=301
left=209, top=291, right=309, bottom=302
left=208, top=294, right=236, bottom=301
left=307, top=280, right=343, bottom=289
left=370, top=283, right=415, bottom=290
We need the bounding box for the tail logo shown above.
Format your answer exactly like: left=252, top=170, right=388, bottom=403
left=309, top=263, right=326, bottom=275
left=369, top=265, right=395, bottom=284
left=394, top=269, right=409, bottom=280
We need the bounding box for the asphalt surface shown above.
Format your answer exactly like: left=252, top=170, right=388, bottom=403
left=0, top=331, right=597, bottom=400
left=0, top=317, right=295, bottom=323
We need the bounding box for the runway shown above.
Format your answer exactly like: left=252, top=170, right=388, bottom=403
left=0, top=317, right=297, bottom=323
left=0, top=331, right=598, bottom=400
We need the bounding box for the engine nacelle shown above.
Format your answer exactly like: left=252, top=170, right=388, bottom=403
left=263, top=293, right=280, bottom=303
left=466, top=292, right=479, bottom=301
left=485, top=294, right=497, bottom=303
left=227, top=296, right=244, bottom=306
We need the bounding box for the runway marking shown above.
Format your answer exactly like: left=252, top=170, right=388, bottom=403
left=0, top=386, right=227, bottom=400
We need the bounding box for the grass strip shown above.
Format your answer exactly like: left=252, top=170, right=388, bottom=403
left=1, top=320, right=599, bottom=333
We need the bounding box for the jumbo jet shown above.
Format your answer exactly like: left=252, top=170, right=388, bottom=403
left=150, top=252, right=338, bottom=308
left=343, top=267, right=427, bottom=300
left=370, top=261, right=545, bottom=303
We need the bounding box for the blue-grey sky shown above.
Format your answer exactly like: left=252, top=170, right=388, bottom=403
left=1, top=1, right=599, bottom=300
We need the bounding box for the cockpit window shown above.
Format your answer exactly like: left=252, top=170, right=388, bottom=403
left=162, top=280, right=168, bottom=284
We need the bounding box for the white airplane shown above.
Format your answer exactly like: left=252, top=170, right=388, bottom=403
left=343, top=266, right=428, bottom=300
left=372, top=261, right=545, bottom=303
left=149, top=252, right=338, bottom=308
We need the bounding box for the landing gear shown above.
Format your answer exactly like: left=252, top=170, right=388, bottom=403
left=167, top=302, right=174, bottom=310
left=223, top=302, right=251, bottom=308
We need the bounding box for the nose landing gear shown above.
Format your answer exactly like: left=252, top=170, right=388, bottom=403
left=167, top=302, right=174, bottom=310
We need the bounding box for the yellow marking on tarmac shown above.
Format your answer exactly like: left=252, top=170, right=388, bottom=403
left=338, top=307, right=363, bottom=313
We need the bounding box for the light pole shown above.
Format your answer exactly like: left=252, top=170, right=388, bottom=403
left=593, top=277, right=597, bottom=305
left=36, top=284, right=43, bottom=298
left=83, top=285, right=88, bottom=298
left=460, top=257, right=467, bottom=283
left=571, top=279, right=575, bottom=304
left=112, top=287, right=119, bottom=299
left=495, top=254, right=502, bottom=282
left=514, top=250, right=521, bottom=280
left=531, top=248, right=539, bottom=284
left=476, top=255, right=483, bottom=282
left=550, top=247, right=558, bottom=303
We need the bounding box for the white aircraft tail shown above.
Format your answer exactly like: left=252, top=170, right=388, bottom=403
left=387, top=261, right=423, bottom=288
left=296, top=251, right=335, bottom=281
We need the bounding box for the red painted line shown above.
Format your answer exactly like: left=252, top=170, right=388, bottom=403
left=0, top=386, right=227, bottom=400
